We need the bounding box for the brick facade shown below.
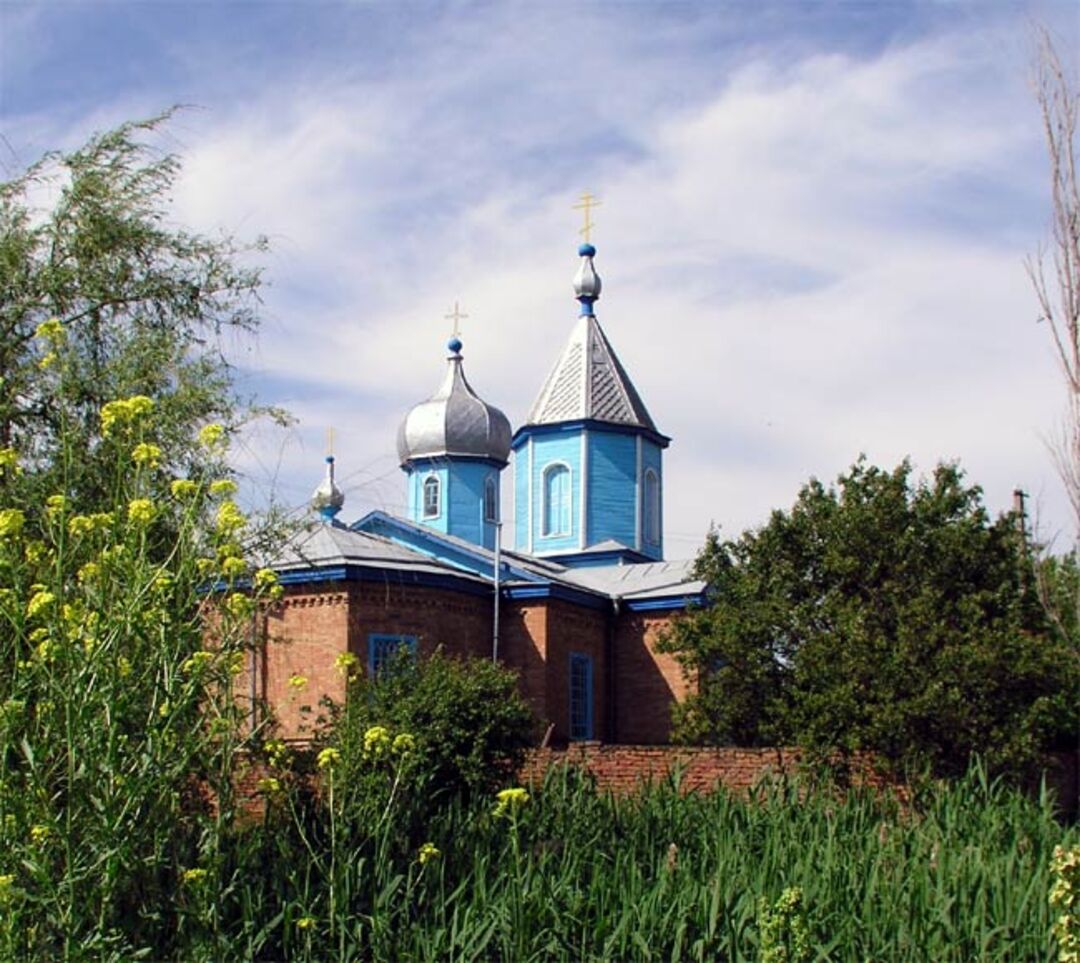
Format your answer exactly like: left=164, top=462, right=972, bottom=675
left=256, top=578, right=689, bottom=747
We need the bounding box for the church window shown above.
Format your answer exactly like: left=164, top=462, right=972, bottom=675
left=542, top=463, right=571, bottom=536
left=484, top=475, right=498, bottom=522
left=422, top=474, right=440, bottom=518
left=368, top=634, right=417, bottom=678
left=643, top=468, right=660, bottom=545
left=569, top=653, right=593, bottom=740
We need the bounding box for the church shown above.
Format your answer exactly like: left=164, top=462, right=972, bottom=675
left=258, top=237, right=707, bottom=746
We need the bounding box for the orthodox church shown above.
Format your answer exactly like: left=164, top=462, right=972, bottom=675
left=260, top=239, right=706, bottom=746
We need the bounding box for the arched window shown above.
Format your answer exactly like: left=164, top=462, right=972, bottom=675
left=484, top=475, right=498, bottom=523
left=542, top=463, right=571, bottom=536
left=643, top=468, right=660, bottom=544
left=422, top=474, right=440, bottom=518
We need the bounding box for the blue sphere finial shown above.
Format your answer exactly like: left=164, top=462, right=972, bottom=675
left=325, top=454, right=334, bottom=464
left=447, top=336, right=463, bottom=355
left=578, top=243, right=596, bottom=258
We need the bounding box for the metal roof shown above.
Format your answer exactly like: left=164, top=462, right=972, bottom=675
left=397, top=346, right=512, bottom=466
left=524, top=314, right=659, bottom=432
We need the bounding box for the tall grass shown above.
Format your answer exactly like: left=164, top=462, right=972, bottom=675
left=212, top=760, right=1074, bottom=962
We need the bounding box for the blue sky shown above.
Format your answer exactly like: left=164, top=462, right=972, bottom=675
left=3, top=1, right=1078, bottom=554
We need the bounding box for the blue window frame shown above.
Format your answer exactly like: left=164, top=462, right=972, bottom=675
left=569, top=652, right=593, bottom=741
left=643, top=468, right=660, bottom=544
left=368, top=634, right=417, bottom=678
left=542, top=463, right=571, bottom=536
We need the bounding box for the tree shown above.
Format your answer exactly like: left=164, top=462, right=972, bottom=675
left=659, top=459, right=1079, bottom=779
left=318, top=649, right=537, bottom=802
left=1028, top=30, right=1080, bottom=536
left=0, top=112, right=267, bottom=514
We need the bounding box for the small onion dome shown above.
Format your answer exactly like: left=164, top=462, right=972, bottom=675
left=311, top=455, right=345, bottom=521
left=572, top=242, right=602, bottom=314
left=396, top=339, right=512, bottom=467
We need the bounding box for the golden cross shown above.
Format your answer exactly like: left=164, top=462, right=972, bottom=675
left=572, top=190, right=601, bottom=243
left=326, top=426, right=335, bottom=458
left=444, top=301, right=468, bottom=337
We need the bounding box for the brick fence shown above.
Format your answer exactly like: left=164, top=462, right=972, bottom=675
left=519, top=743, right=1080, bottom=815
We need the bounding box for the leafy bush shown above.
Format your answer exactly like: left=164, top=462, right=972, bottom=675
left=318, top=649, right=536, bottom=803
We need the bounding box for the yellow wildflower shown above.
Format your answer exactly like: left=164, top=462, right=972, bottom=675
left=29, top=825, right=50, bottom=846
left=127, top=499, right=155, bottom=527
left=256, top=776, right=282, bottom=795
left=38, top=351, right=58, bottom=370
left=67, top=515, right=94, bottom=537
left=170, top=478, right=198, bottom=499
left=118, top=656, right=132, bottom=678
left=153, top=573, right=173, bottom=592
left=0, top=448, right=21, bottom=477
left=24, top=540, right=47, bottom=564
left=418, top=842, right=440, bottom=865
left=34, top=318, right=65, bottom=343
left=26, top=591, right=56, bottom=619
left=0, top=873, right=14, bottom=902
left=264, top=739, right=289, bottom=766
left=0, top=509, right=25, bottom=538
left=198, top=423, right=226, bottom=448
left=227, top=651, right=246, bottom=675
left=316, top=747, right=340, bottom=770
left=196, top=558, right=216, bottom=577
left=363, top=725, right=391, bottom=758
left=158, top=701, right=170, bottom=718
left=392, top=733, right=416, bottom=755
left=221, top=556, right=247, bottom=579
left=100, top=395, right=154, bottom=436
left=225, top=592, right=253, bottom=619
left=131, top=442, right=162, bottom=468
left=182, top=868, right=208, bottom=885
left=45, top=494, right=68, bottom=516
left=253, top=568, right=278, bottom=589
left=215, top=500, right=246, bottom=534
left=77, top=562, right=100, bottom=584
left=181, top=651, right=214, bottom=674
left=209, top=478, right=238, bottom=497
left=288, top=673, right=307, bottom=690
left=493, top=787, right=530, bottom=818
left=334, top=651, right=358, bottom=676
left=296, top=916, right=316, bottom=931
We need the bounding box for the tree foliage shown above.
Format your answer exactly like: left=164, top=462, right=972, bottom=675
left=0, top=112, right=266, bottom=513
left=318, top=649, right=537, bottom=803
left=660, top=459, right=1079, bottom=779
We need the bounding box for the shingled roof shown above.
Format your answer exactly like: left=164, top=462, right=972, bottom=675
left=523, top=314, right=659, bottom=433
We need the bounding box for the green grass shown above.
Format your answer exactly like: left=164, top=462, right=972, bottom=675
left=207, top=762, right=1074, bottom=963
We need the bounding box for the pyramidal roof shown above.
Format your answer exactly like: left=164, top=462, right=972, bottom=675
left=524, top=313, right=659, bottom=433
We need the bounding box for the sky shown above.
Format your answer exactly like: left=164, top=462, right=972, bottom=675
left=2, top=0, right=1078, bottom=556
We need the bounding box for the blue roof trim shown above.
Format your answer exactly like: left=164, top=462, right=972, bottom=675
left=504, top=583, right=610, bottom=611
left=623, top=592, right=708, bottom=613
left=275, top=563, right=493, bottom=597
left=511, top=418, right=671, bottom=450
left=351, top=510, right=544, bottom=584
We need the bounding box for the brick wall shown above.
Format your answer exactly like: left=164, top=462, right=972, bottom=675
left=520, top=744, right=899, bottom=796
left=519, top=744, right=1080, bottom=816
left=613, top=611, right=689, bottom=745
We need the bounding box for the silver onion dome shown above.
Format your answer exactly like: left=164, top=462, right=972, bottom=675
left=572, top=243, right=602, bottom=302
left=397, top=339, right=512, bottom=467
left=311, top=455, right=345, bottom=520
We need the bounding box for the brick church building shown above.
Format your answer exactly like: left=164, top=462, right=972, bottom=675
left=258, top=240, right=706, bottom=745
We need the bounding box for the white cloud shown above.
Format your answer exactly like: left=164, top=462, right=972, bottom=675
left=15, top=4, right=1069, bottom=550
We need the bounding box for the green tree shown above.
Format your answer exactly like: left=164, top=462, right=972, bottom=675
left=660, top=458, right=1078, bottom=779
left=319, top=649, right=536, bottom=802
left=0, top=112, right=266, bottom=514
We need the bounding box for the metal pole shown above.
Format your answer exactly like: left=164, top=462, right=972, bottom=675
left=493, top=521, right=502, bottom=662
